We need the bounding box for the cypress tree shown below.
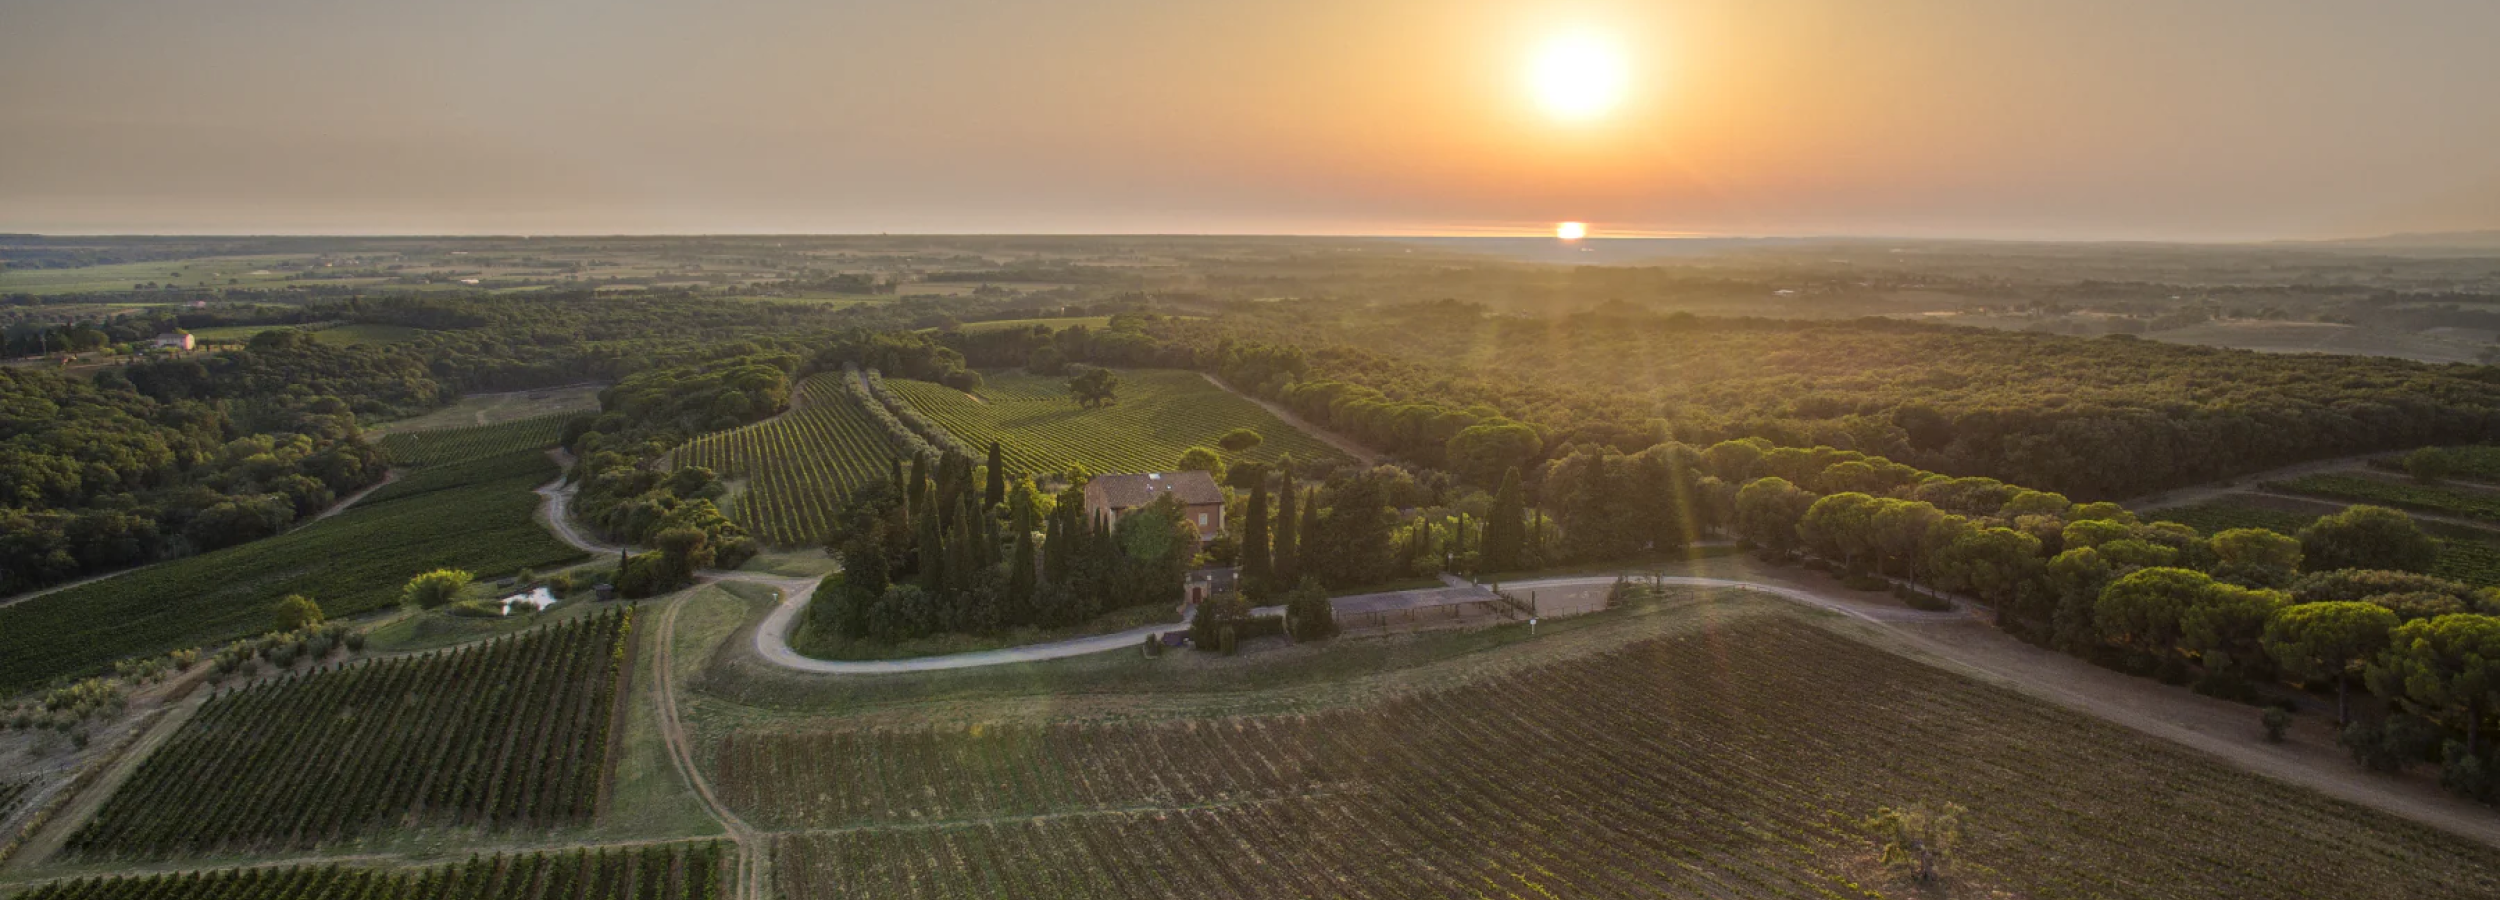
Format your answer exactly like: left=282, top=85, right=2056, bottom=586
left=1483, top=466, right=1525, bottom=573
left=1043, top=507, right=1071, bottom=587
left=1241, top=476, right=1272, bottom=592
left=891, top=456, right=905, bottom=493
left=1007, top=495, right=1037, bottom=618
left=1297, top=488, right=1322, bottom=585
left=908, top=453, right=929, bottom=506
left=1272, top=478, right=1300, bottom=587
left=915, top=483, right=945, bottom=591
left=984, top=442, right=1007, bottom=510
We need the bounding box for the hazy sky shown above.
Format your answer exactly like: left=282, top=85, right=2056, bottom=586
left=5, top=0, right=2497, bottom=239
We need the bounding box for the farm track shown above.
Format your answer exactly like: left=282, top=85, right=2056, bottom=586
left=2123, top=452, right=2391, bottom=512
left=1196, top=372, right=1381, bottom=465
left=649, top=589, right=765, bottom=900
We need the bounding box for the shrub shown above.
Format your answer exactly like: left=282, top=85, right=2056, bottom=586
left=2440, top=744, right=2493, bottom=802
left=273, top=594, right=324, bottom=632
left=1218, top=625, right=1238, bottom=656
left=1218, top=428, right=1264, bottom=453
left=447, top=599, right=507, bottom=618
left=402, top=569, right=474, bottom=610
left=1902, top=591, right=1953, bottom=612
left=2261, top=708, right=2291, bottom=743
left=2405, top=447, right=2456, bottom=482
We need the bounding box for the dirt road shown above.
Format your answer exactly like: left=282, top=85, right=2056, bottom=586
left=1198, top=373, right=1380, bottom=465
left=647, top=592, right=766, bottom=900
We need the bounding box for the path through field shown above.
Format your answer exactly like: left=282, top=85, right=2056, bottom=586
left=1195, top=372, right=1381, bottom=465
left=647, top=592, right=765, bottom=900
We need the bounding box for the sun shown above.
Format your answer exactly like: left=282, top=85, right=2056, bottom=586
left=1527, top=31, right=1630, bottom=122
left=1555, top=221, right=1589, bottom=241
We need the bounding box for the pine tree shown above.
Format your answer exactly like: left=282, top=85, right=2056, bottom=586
left=1483, top=466, right=1525, bottom=573
left=1273, top=478, right=1301, bottom=587
left=1241, top=476, right=1272, bottom=593
left=984, top=442, right=1007, bottom=510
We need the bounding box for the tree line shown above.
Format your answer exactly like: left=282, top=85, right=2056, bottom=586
left=801, top=443, right=1194, bottom=645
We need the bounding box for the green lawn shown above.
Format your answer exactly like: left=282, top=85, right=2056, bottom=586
left=887, top=368, right=1352, bottom=476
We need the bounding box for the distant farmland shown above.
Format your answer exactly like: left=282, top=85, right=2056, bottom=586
left=724, top=612, right=2500, bottom=900
left=887, top=369, right=1351, bottom=476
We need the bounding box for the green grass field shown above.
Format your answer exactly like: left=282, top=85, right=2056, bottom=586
left=710, top=602, right=2500, bottom=900
left=0, top=418, right=584, bottom=695
left=672, top=373, right=901, bottom=546
left=0, top=256, right=335, bottom=295
left=183, top=324, right=297, bottom=344
left=887, top=368, right=1351, bottom=476
left=378, top=413, right=569, bottom=464
left=368, top=385, right=602, bottom=435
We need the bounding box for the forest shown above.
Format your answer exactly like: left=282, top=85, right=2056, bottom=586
left=1124, top=305, right=2500, bottom=498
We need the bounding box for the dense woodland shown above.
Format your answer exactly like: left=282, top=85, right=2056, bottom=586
left=1117, top=306, right=2500, bottom=499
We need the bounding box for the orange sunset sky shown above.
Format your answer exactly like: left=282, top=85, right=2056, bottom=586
left=3, top=0, right=2496, bottom=239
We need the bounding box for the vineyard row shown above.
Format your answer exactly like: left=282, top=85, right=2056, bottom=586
left=69, top=609, right=637, bottom=858
left=671, top=373, right=902, bottom=546
left=728, top=616, right=2500, bottom=900
left=14, top=842, right=724, bottom=900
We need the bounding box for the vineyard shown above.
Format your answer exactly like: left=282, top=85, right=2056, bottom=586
left=670, top=372, right=903, bottom=546
left=726, top=616, right=2500, bottom=900
left=2270, top=472, right=2500, bottom=524
left=11, top=842, right=725, bottom=899
left=0, top=441, right=583, bottom=695
left=67, top=609, right=636, bottom=857
left=379, top=414, right=571, bottom=466
left=2373, top=445, right=2500, bottom=483
left=2144, top=499, right=2317, bottom=536
left=886, top=369, right=1352, bottom=475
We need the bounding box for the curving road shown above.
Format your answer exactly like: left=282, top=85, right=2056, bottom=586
left=534, top=463, right=1962, bottom=675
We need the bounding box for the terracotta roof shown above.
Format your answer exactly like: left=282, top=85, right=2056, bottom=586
left=1086, top=471, right=1223, bottom=508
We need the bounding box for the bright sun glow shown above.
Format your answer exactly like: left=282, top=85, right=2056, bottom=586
left=1527, top=31, right=1630, bottom=122
left=1555, top=221, right=1588, bottom=240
